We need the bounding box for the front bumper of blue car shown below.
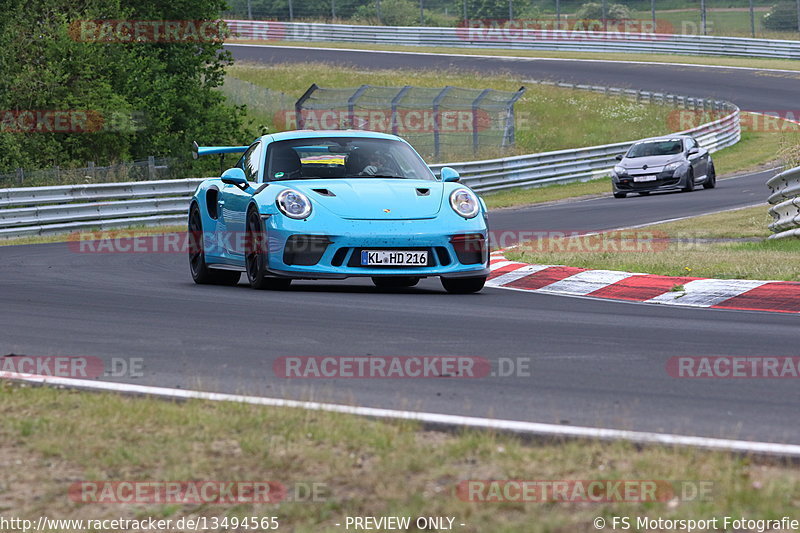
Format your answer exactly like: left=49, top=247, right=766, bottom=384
left=262, top=215, right=489, bottom=279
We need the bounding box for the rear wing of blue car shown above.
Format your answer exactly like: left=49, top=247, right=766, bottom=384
left=191, top=141, right=249, bottom=160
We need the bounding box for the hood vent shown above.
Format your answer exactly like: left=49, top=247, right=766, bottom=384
left=312, top=188, right=335, bottom=197
left=416, top=188, right=430, bottom=196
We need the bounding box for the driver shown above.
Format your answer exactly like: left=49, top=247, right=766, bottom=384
left=360, top=152, right=388, bottom=176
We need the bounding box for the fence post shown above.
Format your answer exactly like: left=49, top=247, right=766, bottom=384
left=88, top=161, right=96, bottom=180
left=471, top=89, right=491, bottom=153
left=420, top=0, right=424, bottom=26
left=390, top=86, right=412, bottom=136
left=700, top=0, right=707, bottom=35
left=347, top=85, right=370, bottom=129
left=147, top=156, right=156, bottom=180
left=295, top=83, right=319, bottom=129
left=749, top=0, right=755, bottom=37
left=15, top=168, right=23, bottom=186
left=502, top=86, right=525, bottom=148
left=331, top=0, right=336, bottom=19
left=432, top=86, right=453, bottom=160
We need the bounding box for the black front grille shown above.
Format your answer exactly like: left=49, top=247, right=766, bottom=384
left=283, top=235, right=331, bottom=266
left=450, top=234, right=487, bottom=265
left=347, top=247, right=435, bottom=267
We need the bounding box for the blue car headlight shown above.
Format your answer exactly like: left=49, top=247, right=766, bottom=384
left=450, top=188, right=480, bottom=219
left=276, top=189, right=312, bottom=219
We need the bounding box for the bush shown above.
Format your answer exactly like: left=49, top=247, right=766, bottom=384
left=354, top=0, right=420, bottom=26
left=763, top=3, right=799, bottom=31
left=575, top=2, right=633, bottom=21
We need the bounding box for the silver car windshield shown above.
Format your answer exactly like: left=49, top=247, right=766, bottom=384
left=264, top=137, right=436, bottom=181
left=626, top=140, right=683, bottom=158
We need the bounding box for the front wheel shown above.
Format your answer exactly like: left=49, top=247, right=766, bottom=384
left=613, top=192, right=627, bottom=199
left=441, top=276, right=486, bottom=294
left=245, top=208, right=292, bottom=290
left=372, top=276, right=420, bottom=289
left=188, top=205, right=241, bottom=286
left=703, top=163, right=716, bottom=189
left=682, top=169, right=695, bottom=192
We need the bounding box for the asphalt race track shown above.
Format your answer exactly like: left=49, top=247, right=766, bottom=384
left=3, top=47, right=798, bottom=444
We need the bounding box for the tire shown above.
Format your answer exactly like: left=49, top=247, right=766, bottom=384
left=245, top=208, right=292, bottom=290
left=372, top=276, right=420, bottom=289
left=682, top=169, right=695, bottom=192
left=638, top=191, right=650, bottom=196
left=188, top=205, right=241, bottom=286
left=441, top=276, right=486, bottom=294
left=703, top=163, right=716, bottom=189
left=613, top=192, right=627, bottom=199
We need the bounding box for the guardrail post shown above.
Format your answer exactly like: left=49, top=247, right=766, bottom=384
left=15, top=168, right=23, bottom=186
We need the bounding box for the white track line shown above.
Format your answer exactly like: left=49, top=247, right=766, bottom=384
left=4, top=372, right=800, bottom=458
left=226, top=43, right=800, bottom=74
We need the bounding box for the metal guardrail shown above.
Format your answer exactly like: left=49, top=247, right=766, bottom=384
left=0, top=179, right=202, bottom=238
left=0, top=84, right=739, bottom=238
left=767, top=167, right=800, bottom=240
left=225, top=20, right=800, bottom=60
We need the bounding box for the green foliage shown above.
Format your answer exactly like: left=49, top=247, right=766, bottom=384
left=0, top=0, right=246, bottom=173
left=575, top=2, right=633, bottom=21
left=354, top=0, right=420, bottom=26
left=763, top=3, right=799, bottom=30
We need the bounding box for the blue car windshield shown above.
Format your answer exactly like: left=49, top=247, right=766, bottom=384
left=626, top=140, right=684, bottom=158
left=264, top=137, right=436, bottom=181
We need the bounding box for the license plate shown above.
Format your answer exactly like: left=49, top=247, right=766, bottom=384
left=633, top=175, right=657, bottom=183
left=361, top=250, right=428, bottom=266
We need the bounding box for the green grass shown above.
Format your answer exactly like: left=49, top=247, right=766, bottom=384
left=230, top=39, right=800, bottom=71
left=2, top=382, right=800, bottom=528
left=506, top=205, right=800, bottom=281
left=227, top=62, right=676, bottom=163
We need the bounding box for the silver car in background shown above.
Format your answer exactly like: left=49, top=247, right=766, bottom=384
left=611, top=135, right=716, bottom=198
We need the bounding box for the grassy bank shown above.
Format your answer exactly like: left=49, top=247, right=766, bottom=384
left=2, top=382, right=799, bottom=530
left=226, top=62, right=675, bottom=162
left=506, top=205, right=800, bottom=281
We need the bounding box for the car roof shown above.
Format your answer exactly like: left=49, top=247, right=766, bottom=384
left=258, top=130, right=405, bottom=143
left=634, top=135, right=691, bottom=144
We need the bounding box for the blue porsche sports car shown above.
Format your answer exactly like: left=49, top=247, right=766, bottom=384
left=188, top=130, right=489, bottom=293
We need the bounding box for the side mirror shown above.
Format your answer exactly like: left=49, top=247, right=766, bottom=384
left=221, top=167, right=248, bottom=186
left=687, top=147, right=700, bottom=155
left=440, top=166, right=460, bottom=182
left=615, top=154, right=624, bottom=161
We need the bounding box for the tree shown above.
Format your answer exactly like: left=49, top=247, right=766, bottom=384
left=0, top=0, right=246, bottom=172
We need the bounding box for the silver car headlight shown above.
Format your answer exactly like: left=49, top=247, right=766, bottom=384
left=450, top=188, right=480, bottom=219
left=664, top=162, right=682, bottom=173
left=276, top=189, right=312, bottom=219
left=613, top=165, right=627, bottom=175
